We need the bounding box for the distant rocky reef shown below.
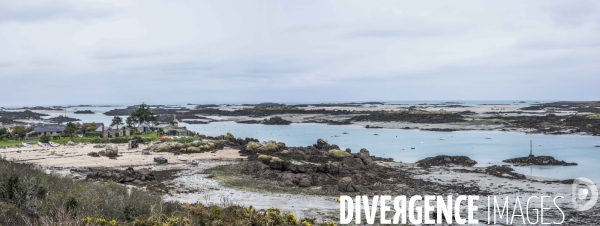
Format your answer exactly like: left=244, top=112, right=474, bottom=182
left=74, top=110, right=94, bottom=114
left=503, top=155, right=577, bottom=166
left=238, top=116, right=292, bottom=125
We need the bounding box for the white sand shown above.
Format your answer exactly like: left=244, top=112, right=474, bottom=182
left=0, top=144, right=243, bottom=168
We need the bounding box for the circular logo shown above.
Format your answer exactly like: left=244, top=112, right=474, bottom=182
left=571, top=177, right=598, bottom=211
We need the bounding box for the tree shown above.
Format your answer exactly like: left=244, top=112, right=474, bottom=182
left=126, top=103, right=156, bottom=128
left=82, top=123, right=98, bottom=134
left=111, top=116, right=124, bottom=130
left=62, top=122, right=78, bottom=137
left=39, top=135, right=51, bottom=143
left=0, top=127, right=9, bottom=140
left=11, top=125, right=28, bottom=139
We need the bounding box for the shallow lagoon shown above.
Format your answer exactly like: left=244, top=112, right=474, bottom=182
left=39, top=109, right=600, bottom=184
left=187, top=122, right=600, bottom=184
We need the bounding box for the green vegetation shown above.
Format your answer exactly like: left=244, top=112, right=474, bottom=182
left=0, top=158, right=336, bottom=225
left=0, top=127, right=8, bottom=140
left=62, top=121, right=78, bottom=137
left=0, top=133, right=160, bottom=148
left=10, top=125, right=29, bottom=139
left=126, top=103, right=157, bottom=128
left=111, top=116, right=124, bottom=130
left=245, top=140, right=285, bottom=152
left=586, top=114, right=600, bottom=119
left=328, top=149, right=351, bottom=158
left=39, top=134, right=51, bottom=143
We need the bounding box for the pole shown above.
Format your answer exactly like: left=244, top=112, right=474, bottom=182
left=529, top=128, right=533, bottom=157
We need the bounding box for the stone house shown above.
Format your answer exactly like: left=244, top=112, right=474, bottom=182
left=103, top=126, right=131, bottom=138
left=137, top=122, right=153, bottom=134
left=162, top=125, right=190, bottom=136
left=29, top=123, right=65, bottom=137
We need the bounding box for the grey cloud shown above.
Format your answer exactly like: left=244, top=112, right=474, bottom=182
left=0, top=0, right=599, bottom=107
left=543, top=0, right=599, bottom=28
left=513, top=35, right=600, bottom=50
left=0, top=1, right=114, bottom=22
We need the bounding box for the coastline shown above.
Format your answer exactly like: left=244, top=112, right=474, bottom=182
left=1, top=142, right=597, bottom=224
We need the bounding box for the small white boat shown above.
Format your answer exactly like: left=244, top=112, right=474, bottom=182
left=177, top=156, right=188, bottom=161
left=440, top=138, right=445, bottom=140
left=22, top=142, right=31, bottom=147
left=38, top=142, right=45, bottom=147
left=191, top=160, right=199, bottom=165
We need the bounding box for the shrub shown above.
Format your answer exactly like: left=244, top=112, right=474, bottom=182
left=281, top=150, right=291, bottom=155
left=257, top=154, right=273, bottom=161
left=328, top=149, right=351, bottom=158
left=109, top=137, right=127, bottom=143
left=39, top=135, right=51, bottom=143
left=270, top=157, right=283, bottom=164
left=246, top=141, right=261, bottom=152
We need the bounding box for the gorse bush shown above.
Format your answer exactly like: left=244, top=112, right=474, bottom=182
left=246, top=140, right=285, bottom=152
left=328, top=149, right=351, bottom=158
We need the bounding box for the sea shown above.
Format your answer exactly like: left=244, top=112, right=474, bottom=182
left=20, top=100, right=600, bottom=184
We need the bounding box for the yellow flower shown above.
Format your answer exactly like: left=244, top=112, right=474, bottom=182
left=285, top=213, right=297, bottom=224
left=83, top=216, right=92, bottom=223
left=301, top=220, right=312, bottom=226
left=109, top=219, right=117, bottom=226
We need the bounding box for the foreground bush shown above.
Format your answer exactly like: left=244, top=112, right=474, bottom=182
left=0, top=158, right=337, bottom=226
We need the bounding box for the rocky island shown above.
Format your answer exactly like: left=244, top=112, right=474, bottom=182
left=503, top=155, right=577, bottom=166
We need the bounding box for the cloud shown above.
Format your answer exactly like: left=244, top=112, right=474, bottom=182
left=0, top=0, right=599, bottom=106
left=0, top=0, right=114, bottom=23
left=513, top=35, right=600, bottom=50
left=543, top=0, right=599, bottom=28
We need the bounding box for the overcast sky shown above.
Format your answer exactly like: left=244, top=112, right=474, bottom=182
left=1, top=0, right=599, bottom=106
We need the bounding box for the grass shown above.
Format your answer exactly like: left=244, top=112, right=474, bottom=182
left=0, top=133, right=160, bottom=148
left=0, top=138, right=39, bottom=148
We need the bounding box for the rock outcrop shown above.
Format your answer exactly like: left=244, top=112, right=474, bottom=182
left=105, top=144, right=119, bottom=157
left=238, top=116, right=292, bottom=125
left=86, top=167, right=155, bottom=184
left=416, top=155, right=477, bottom=167
left=485, top=165, right=525, bottom=179
left=241, top=138, right=413, bottom=193
left=502, top=156, right=577, bottom=166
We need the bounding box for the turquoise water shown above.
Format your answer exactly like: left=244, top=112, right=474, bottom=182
left=187, top=122, right=600, bottom=184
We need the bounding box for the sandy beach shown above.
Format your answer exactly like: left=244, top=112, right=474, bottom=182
left=2, top=142, right=597, bottom=224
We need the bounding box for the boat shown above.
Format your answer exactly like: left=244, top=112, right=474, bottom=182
left=191, top=160, right=199, bottom=165
left=440, top=138, right=445, bottom=140
left=374, top=134, right=379, bottom=136
left=342, top=132, right=349, bottom=134
left=38, top=142, right=45, bottom=147
left=49, top=141, right=60, bottom=147
left=485, top=137, right=491, bottom=139
left=22, top=142, right=31, bottom=147
left=334, top=135, right=340, bottom=137
left=177, top=156, right=188, bottom=161
left=411, top=147, right=415, bottom=150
